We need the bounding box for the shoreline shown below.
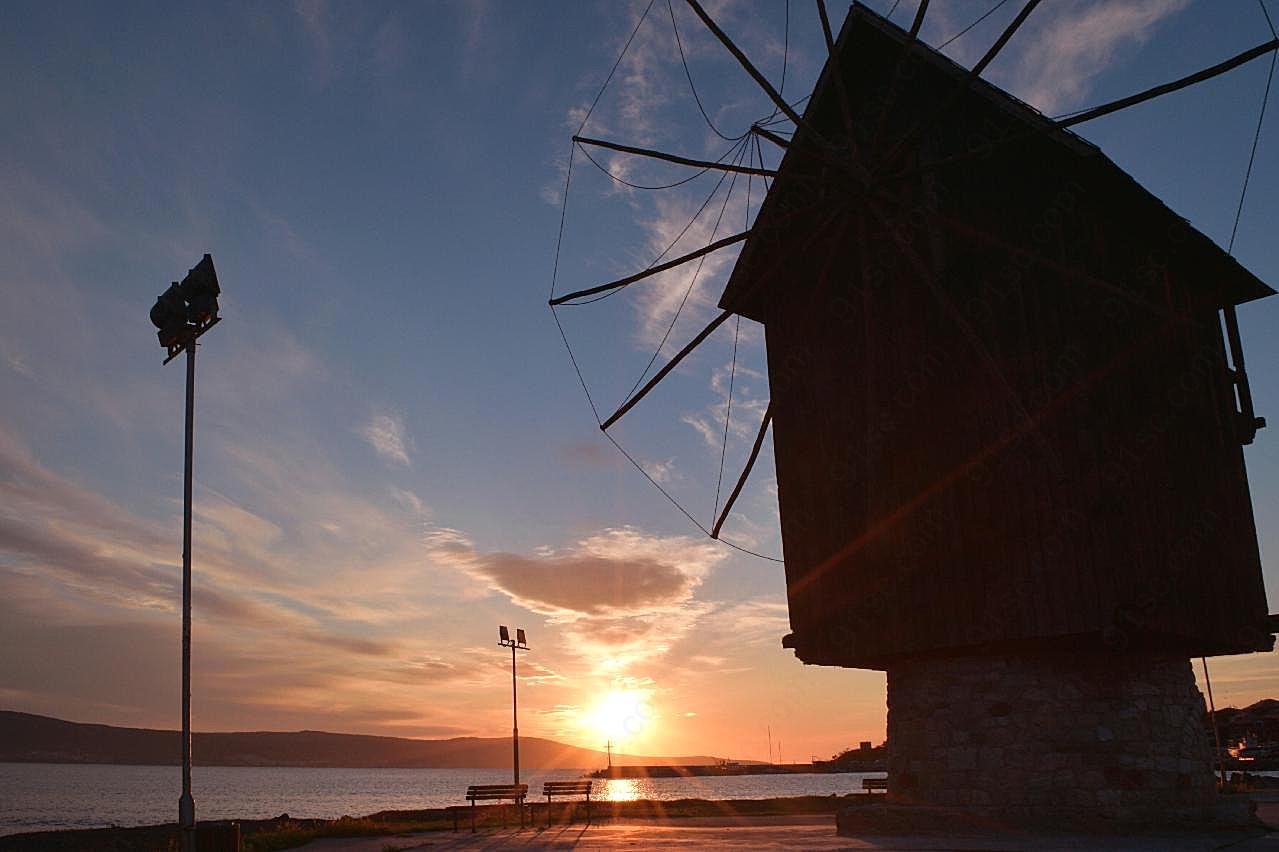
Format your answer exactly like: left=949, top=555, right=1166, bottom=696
left=0, top=795, right=868, bottom=851
left=3, top=792, right=1278, bottom=852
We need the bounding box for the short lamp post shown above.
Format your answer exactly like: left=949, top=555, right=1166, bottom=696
left=498, top=626, right=529, bottom=785
left=149, top=254, right=222, bottom=852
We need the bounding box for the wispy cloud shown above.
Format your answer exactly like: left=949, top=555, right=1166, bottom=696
left=681, top=358, right=768, bottom=450
left=1002, top=0, right=1190, bottom=114
left=293, top=0, right=335, bottom=85
left=427, top=526, right=727, bottom=672
left=359, top=411, right=414, bottom=467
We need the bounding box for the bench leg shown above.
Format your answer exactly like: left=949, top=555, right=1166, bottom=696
left=587, top=794, right=591, bottom=825
left=471, top=800, right=476, bottom=833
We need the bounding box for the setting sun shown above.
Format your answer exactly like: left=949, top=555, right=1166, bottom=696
left=587, top=690, right=656, bottom=744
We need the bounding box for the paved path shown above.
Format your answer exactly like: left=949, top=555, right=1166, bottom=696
left=296, top=811, right=1279, bottom=851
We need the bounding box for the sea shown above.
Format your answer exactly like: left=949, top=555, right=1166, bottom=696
left=0, top=763, right=887, bottom=836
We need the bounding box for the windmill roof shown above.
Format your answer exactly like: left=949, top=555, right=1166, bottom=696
left=718, top=2, right=1274, bottom=320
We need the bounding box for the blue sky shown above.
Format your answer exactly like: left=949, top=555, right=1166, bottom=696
left=0, top=0, right=1276, bottom=762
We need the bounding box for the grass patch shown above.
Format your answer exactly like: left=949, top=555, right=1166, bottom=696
left=241, top=815, right=451, bottom=852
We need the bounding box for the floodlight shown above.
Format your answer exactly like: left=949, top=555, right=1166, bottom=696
left=179, top=254, right=220, bottom=325
left=150, top=283, right=188, bottom=347
left=499, top=625, right=510, bottom=643
left=516, top=628, right=527, bottom=648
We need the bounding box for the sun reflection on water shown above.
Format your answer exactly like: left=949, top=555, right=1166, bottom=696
left=599, top=778, right=640, bottom=802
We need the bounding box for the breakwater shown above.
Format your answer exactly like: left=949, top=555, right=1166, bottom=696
left=588, top=762, right=885, bottom=779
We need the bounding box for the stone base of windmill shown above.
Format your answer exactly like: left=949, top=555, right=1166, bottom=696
left=837, top=653, right=1258, bottom=834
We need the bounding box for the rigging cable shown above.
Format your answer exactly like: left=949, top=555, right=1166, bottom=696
left=622, top=137, right=749, bottom=403
left=712, top=314, right=742, bottom=521
left=668, top=0, right=749, bottom=141
left=755, top=95, right=810, bottom=128
left=548, top=147, right=602, bottom=423
left=547, top=0, right=783, bottom=563
left=575, top=0, right=658, bottom=136
left=708, top=132, right=756, bottom=522
left=754, top=133, right=773, bottom=192
left=938, top=0, right=1012, bottom=50
left=574, top=134, right=746, bottom=191
left=562, top=136, right=749, bottom=306
left=757, top=0, right=792, bottom=125
left=550, top=0, right=661, bottom=418
left=1228, top=0, right=1277, bottom=254
left=603, top=430, right=783, bottom=562
left=1201, top=657, right=1226, bottom=788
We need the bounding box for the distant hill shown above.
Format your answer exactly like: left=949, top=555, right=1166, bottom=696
left=1209, top=699, right=1279, bottom=744
left=0, top=711, right=720, bottom=769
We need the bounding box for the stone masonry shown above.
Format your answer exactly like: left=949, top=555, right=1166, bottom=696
left=885, top=653, right=1218, bottom=827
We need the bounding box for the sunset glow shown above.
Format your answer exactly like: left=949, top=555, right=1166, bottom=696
left=588, top=689, right=657, bottom=744
left=0, top=0, right=1274, bottom=770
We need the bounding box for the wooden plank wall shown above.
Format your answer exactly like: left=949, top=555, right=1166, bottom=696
left=758, top=11, right=1271, bottom=668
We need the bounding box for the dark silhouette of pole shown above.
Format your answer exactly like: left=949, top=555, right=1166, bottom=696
left=149, top=254, right=221, bottom=852
left=498, top=626, right=528, bottom=785
left=179, top=343, right=195, bottom=852
left=511, top=641, right=519, bottom=785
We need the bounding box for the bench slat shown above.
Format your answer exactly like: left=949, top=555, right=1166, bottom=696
left=456, top=784, right=529, bottom=833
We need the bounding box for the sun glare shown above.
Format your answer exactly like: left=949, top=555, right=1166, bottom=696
left=588, top=689, right=655, bottom=743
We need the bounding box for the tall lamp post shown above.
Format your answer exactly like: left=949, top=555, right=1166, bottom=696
left=149, top=254, right=222, bottom=852
left=498, top=626, right=529, bottom=784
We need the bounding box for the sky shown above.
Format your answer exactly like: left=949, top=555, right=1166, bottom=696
left=0, top=0, right=1277, bottom=764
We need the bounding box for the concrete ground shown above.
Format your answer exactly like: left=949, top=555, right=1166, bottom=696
left=295, top=800, right=1279, bottom=851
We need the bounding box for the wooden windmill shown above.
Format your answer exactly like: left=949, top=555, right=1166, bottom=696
left=551, top=1, right=1277, bottom=827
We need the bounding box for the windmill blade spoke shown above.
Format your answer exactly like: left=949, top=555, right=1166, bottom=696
left=816, top=0, right=836, bottom=54
left=711, top=402, right=773, bottom=539
left=601, top=309, right=732, bottom=431
left=751, top=125, right=791, bottom=148
left=684, top=0, right=830, bottom=148
left=908, top=0, right=930, bottom=39
left=871, top=35, right=1279, bottom=186
left=1058, top=37, right=1279, bottom=128
left=549, top=231, right=751, bottom=306
left=573, top=135, right=777, bottom=178
left=875, top=0, right=1041, bottom=175
left=814, top=0, right=857, bottom=146
left=971, top=0, right=1041, bottom=77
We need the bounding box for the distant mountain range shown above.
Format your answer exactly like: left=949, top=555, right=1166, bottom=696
left=0, top=711, right=720, bottom=769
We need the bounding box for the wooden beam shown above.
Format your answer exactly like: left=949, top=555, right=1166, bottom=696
left=871, top=35, right=1279, bottom=183
left=601, top=310, right=732, bottom=430
left=684, top=0, right=827, bottom=145
left=908, top=0, right=930, bottom=39
left=573, top=136, right=777, bottom=178
left=711, top=402, right=773, bottom=538
left=815, top=0, right=857, bottom=146
left=549, top=231, right=751, bottom=306
left=1058, top=38, right=1279, bottom=128
left=873, top=0, right=1041, bottom=178
left=750, top=125, right=791, bottom=149
left=816, top=0, right=836, bottom=54
left=971, top=0, right=1042, bottom=76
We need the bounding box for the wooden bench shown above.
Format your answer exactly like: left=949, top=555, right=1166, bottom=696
left=862, top=777, right=888, bottom=793
left=448, top=783, right=529, bottom=832
left=542, top=780, right=593, bottom=826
